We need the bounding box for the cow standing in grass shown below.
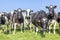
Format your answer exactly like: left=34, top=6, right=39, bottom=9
left=46, top=5, right=57, bottom=34
left=12, top=8, right=24, bottom=34
left=0, top=12, right=5, bottom=33
left=22, top=9, right=33, bottom=30
left=0, top=12, right=11, bottom=33
left=31, top=10, right=48, bottom=35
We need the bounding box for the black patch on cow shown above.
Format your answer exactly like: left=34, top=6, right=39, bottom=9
left=1, top=16, right=6, bottom=24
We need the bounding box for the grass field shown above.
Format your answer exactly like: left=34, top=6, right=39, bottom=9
left=0, top=23, right=60, bottom=40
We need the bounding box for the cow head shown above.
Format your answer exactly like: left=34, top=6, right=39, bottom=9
left=46, top=5, right=57, bottom=15
left=16, top=8, right=23, bottom=19
left=26, top=9, right=33, bottom=19
left=17, top=8, right=22, bottom=12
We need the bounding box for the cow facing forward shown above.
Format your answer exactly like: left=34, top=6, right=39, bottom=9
left=46, top=5, right=57, bottom=34
left=12, top=8, right=24, bottom=34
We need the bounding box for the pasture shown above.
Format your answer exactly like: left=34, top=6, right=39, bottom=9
left=0, top=23, right=60, bottom=40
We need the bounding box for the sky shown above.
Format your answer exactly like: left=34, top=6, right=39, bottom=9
left=0, top=0, right=60, bottom=13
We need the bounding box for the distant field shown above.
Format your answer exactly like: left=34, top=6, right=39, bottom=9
left=0, top=23, right=60, bottom=40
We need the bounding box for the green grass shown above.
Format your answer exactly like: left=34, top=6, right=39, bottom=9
left=0, top=30, right=60, bottom=40
left=0, top=23, right=60, bottom=40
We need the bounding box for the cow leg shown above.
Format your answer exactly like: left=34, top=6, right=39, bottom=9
left=20, top=23, right=23, bottom=33
left=1, top=25, right=4, bottom=33
left=46, top=23, right=49, bottom=32
left=32, top=25, right=35, bottom=33
left=54, top=22, right=56, bottom=34
left=13, top=23, right=17, bottom=34
left=35, top=26, right=38, bottom=35
left=10, top=22, right=13, bottom=29
left=29, top=17, right=32, bottom=30
left=49, top=25, right=51, bottom=34
left=10, top=22, right=12, bottom=33
left=43, top=25, right=46, bottom=35
left=10, top=22, right=14, bottom=33
left=29, top=22, right=32, bottom=30
left=6, top=24, right=9, bottom=33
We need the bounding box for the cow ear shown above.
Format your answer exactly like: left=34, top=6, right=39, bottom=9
left=54, top=6, right=57, bottom=8
left=46, top=6, right=49, bottom=8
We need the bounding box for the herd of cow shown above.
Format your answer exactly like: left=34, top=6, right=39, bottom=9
left=0, top=5, right=60, bottom=36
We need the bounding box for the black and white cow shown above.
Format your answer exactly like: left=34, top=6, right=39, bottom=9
left=31, top=10, right=48, bottom=35
left=0, top=12, right=11, bottom=33
left=46, top=5, right=57, bottom=34
left=22, top=9, right=33, bottom=30
left=12, top=8, right=24, bottom=34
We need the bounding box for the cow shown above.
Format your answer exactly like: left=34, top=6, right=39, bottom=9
left=22, top=9, right=33, bottom=30
left=0, top=12, right=11, bottom=33
left=4, top=12, right=14, bottom=33
left=31, top=10, right=48, bottom=35
left=12, top=8, right=24, bottom=34
left=46, top=5, right=57, bottom=34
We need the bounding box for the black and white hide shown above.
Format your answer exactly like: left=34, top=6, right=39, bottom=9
left=46, top=5, right=57, bottom=34
left=12, top=8, right=24, bottom=34
left=0, top=12, right=10, bottom=33
left=31, top=10, right=48, bottom=35
left=22, top=9, right=33, bottom=30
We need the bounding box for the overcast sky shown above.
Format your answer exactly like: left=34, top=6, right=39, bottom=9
left=0, top=0, right=60, bottom=13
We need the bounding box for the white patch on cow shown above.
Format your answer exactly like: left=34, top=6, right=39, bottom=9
left=5, top=16, right=8, bottom=21
left=49, top=19, right=56, bottom=34
left=0, top=13, right=1, bottom=16
left=51, top=19, right=56, bottom=24
left=27, top=9, right=30, bottom=17
left=43, top=18, right=46, bottom=21
left=36, top=27, right=38, bottom=35
left=18, top=9, right=21, bottom=12
left=24, top=18, right=29, bottom=24
left=11, top=11, right=14, bottom=15
left=27, top=9, right=30, bottom=12
left=50, top=5, right=53, bottom=8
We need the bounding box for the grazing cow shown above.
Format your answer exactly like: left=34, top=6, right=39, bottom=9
left=46, top=5, right=57, bottom=34
left=31, top=10, right=48, bottom=35
left=12, top=8, right=24, bottom=34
